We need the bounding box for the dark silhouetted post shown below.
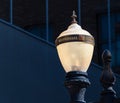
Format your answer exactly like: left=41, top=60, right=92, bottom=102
left=100, top=49, right=116, bottom=103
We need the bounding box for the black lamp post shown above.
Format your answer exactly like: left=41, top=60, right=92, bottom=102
left=64, top=71, right=90, bottom=103
left=55, top=11, right=94, bottom=103
left=55, top=11, right=120, bottom=103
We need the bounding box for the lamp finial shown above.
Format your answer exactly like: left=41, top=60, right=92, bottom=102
left=71, top=10, right=77, bottom=24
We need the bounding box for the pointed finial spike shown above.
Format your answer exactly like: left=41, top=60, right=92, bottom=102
left=71, top=10, right=77, bottom=24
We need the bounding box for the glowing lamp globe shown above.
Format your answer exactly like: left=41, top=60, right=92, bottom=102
left=55, top=12, right=95, bottom=73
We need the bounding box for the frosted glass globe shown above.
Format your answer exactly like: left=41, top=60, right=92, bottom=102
left=56, top=23, right=94, bottom=72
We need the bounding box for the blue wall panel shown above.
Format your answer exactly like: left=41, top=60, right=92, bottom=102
left=0, top=20, right=67, bottom=103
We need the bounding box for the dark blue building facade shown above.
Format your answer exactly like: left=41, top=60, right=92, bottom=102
left=0, top=20, right=66, bottom=103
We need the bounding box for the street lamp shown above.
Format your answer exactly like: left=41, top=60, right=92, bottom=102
left=55, top=11, right=94, bottom=73
left=55, top=11, right=95, bottom=103
left=55, top=11, right=120, bottom=103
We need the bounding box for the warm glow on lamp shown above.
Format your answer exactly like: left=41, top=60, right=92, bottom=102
left=55, top=11, right=94, bottom=73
